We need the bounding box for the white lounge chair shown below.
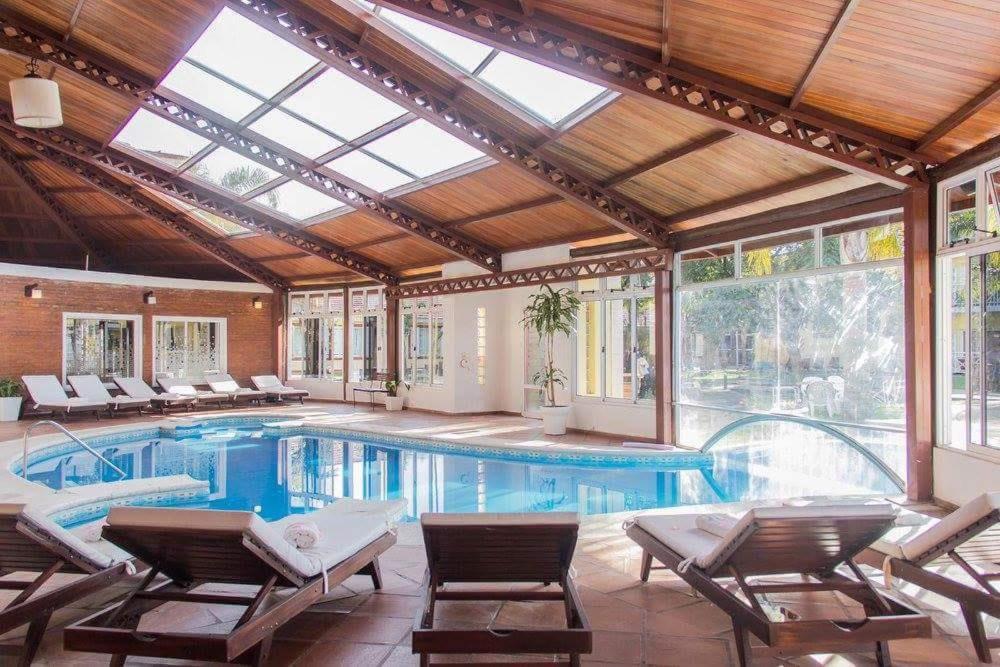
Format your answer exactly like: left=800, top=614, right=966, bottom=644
left=113, top=377, right=196, bottom=414
left=67, top=375, right=149, bottom=416
left=205, top=372, right=266, bottom=406
left=65, top=501, right=400, bottom=664
left=0, top=503, right=132, bottom=664
left=21, top=375, right=107, bottom=419
left=250, top=375, right=310, bottom=403
left=156, top=377, right=229, bottom=409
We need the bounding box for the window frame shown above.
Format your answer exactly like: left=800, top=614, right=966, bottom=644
left=151, top=315, right=228, bottom=378
left=400, top=295, right=446, bottom=388
left=349, top=287, right=387, bottom=382
left=287, top=290, right=345, bottom=381
left=61, top=312, right=143, bottom=384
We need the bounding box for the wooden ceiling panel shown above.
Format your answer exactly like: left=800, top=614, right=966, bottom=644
left=398, top=164, right=552, bottom=222
left=927, top=97, right=1000, bottom=159
left=226, top=235, right=302, bottom=259
left=460, top=201, right=612, bottom=249
left=306, top=211, right=400, bottom=247
left=357, top=236, right=454, bottom=268
left=1, top=0, right=78, bottom=35
left=536, top=0, right=662, bottom=51
left=265, top=254, right=345, bottom=278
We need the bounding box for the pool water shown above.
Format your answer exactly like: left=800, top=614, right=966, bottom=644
left=23, top=422, right=901, bottom=524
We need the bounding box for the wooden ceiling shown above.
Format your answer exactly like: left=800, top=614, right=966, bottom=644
left=0, top=0, right=994, bottom=287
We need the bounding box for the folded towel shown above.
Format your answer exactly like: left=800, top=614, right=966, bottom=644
left=695, top=513, right=738, bottom=538
left=81, top=520, right=106, bottom=543
left=284, top=521, right=321, bottom=549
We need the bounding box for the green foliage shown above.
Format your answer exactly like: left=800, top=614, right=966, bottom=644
left=0, top=378, right=21, bottom=398
left=521, top=285, right=580, bottom=407
left=220, top=165, right=280, bottom=208
left=384, top=377, right=400, bottom=397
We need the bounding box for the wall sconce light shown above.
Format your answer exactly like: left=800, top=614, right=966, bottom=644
left=252, top=297, right=263, bottom=310
left=24, top=284, right=41, bottom=299
left=143, top=291, right=157, bottom=305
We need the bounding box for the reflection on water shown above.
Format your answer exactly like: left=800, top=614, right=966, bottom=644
left=26, top=424, right=900, bottom=523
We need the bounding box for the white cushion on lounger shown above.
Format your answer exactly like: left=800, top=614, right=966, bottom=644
left=22, top=375, right=107, bottom=410
left=114, top=377, right=186, bottom=402
left=886, top=492, right=1000, bottom=562
left=69, top=375, right=149, bottom=410
left=251, top=375, right=283, bottom=390
left=634, top=513, right=723, bottom=564
left=0, top=503, right=117, bottom=570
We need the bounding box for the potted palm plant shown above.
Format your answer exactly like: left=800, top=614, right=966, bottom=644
left=522, top=285, right=580, bottom=435
left=384, top=376, right=405, bottom=411
left=0, top=377, right=22, bottom=422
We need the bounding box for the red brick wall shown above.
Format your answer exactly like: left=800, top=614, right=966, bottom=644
left=0, top=275, right=279, bottom=385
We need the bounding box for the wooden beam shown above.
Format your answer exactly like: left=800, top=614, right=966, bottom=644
left=660, top=0, right=671, bottom=65
left=929, top=134, right=1000, bottom=184
left=600, top=131, right=734, bottom=187
left=916, top=78, right=1000, bottom=153
left=903, top=186, right=933, bottom=501
left=0, top=235, right=77, bottom=245
left=789, top=0, right=859, bottom=109
left=255, top=252, right=312, bottom=263
left=46, top=185, right=93, bottom=194
left=363, top=0, right=932, bottom=187
left=570, top=239, right=649, bottom=258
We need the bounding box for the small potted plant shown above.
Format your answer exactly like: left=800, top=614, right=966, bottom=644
left=0, top=377, right=23, bottom=422
left=384, top=376, right=405, bottom=411
left=522, top=285, right=579, bottom=435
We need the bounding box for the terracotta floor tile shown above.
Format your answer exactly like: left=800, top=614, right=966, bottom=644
left=381, top=644, right=422, bottom=666
left=581, top=601, right=644, bottom=633
left=611, top=582, right=699, bottom=612
left=587, top=630, right=643, bottom=664
left=320, top=614, right=412, bottom=644
left=646, top=600, right=734, bottom=638
left=644, top=634, right=733, bottom=666
left=354, top=593, right=423, bottom=619
left=292, top=639, right=393, bottom=666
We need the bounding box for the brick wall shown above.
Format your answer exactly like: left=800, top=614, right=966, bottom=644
left=0, top=275, right=280, bottom=385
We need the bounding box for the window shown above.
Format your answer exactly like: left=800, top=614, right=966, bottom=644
left=575, top=275, right=655, bottom=404
left=476, top=307, right=486, bottom=385
left=379, top=8, right=492, bottom=72
left=288, top=292, right=345, bottom=380
left=63, top=315, right=139, bottom=382
left=945, top=179, right=977, bottom=246
left=350, top=288, right=386, bottom=381
left=253, top=180, right=343, bottom=221
left=363, top=120, right=484, bottom=178
left=326, top=150, right=413, bottom=193
left=153, top=317, right=226, bottom=378
left=113, top=109, right=210, bottom=167
left=282, top=69, right=406, bottom=141
left=401, top=297, right=446, bottom=386
left=189, top=147, right=281, bottom=195
left=741, top=230, right=815, bottom=277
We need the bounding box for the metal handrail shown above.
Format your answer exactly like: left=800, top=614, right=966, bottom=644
left=22, top=420, right=127, bottom=481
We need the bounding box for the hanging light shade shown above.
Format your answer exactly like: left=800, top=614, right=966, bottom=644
left=10, top=59, right=63, bottom=128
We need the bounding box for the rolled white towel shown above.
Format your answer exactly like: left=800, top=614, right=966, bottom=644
left=283, top=521, right=321, bottom=549
left=81, top=520, right=106, bottom=543
left=695, top=513, right=738, bottom=538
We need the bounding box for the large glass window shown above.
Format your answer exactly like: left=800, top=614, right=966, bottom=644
left=288, top=292, right=344, bottom=380
left=350, top=288, right=386, bottom=381
left=63, top=315, right=138, bottom=382
left=153, top=318, right=225, bottom=378
left=401, top=296, right=446, bottom=386
left=575, top=275, right=655, bottom=404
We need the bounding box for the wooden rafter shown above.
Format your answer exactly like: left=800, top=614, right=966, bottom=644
left=0, top=132, right=289, bottom=288
left=228, top=0, right=673, bottom=247
left=660, top=0, right=671, bottom=65
left=789, top=0, right=859, bottom=109
left=0, top=112, right=397, bottom=284
left=600, top=131, right=734, bottom=188
left=363, top=0, right=933, bottom=186
left=0, top=12, right=503, bottom=273
left=0, top=144, right=114, bottom=268
left=916, top=78, right=1000, bottom=153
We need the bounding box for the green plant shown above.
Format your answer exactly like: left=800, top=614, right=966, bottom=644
left=384, top=377, right=400, bottom=397
left=0, top=378, right=21, bottom=398
left=521, top=285, right=580, bottom=407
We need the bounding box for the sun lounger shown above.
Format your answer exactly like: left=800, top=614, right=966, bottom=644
left=626, top=505, right=931, bottom=666
left=414, top=513, right=591, bottom=666
left=64, top=503, right=397, bottom=665
left=67, top=375, right=149, bottom=416
left=250, top=375, right=309, bottom=403
left=860, top=492, right=1000, bottom=663
left=205, top=373, right=266, bottom=406
left=112, top=377, right=196, bottom=414
left=0, top=504, right=132, bottom=665
left=21, top=375, right=107, bottom=420
left=156, top=377, right=229, bottom=409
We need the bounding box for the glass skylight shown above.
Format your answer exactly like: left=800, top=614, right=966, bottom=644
left=113, top=109, right=211, bottom=167
left=327, top=151, right=414, bottom=193
left=253, top=180, right=343, bottom=221
left=159, top=60, right=260, bottom=122
left=478, top=52, right=606, bottom=124
left=364, top=119, right=483, bottom=177
left=187, top=147, right=281, bottom=195
left=160, top=193, right=248, bottom=235
left=281, top=69, right=407, bottom=141
left=380, top=9, right=493, bottom=73
left=248, top=109, right=342, bottom=159
left=185, top=7, right=318, bottom=97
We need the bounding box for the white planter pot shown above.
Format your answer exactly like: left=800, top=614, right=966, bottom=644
left=385, top=396, right=404, bottom=412
left=540, top=405, right=571, bottom=436
left=0, top=397, right=22, bottom=422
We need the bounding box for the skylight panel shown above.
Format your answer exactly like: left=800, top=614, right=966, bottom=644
left=248, top=109, right=342, bottom=159
left=185, top=7, right=318, bottom=97
left=159, top=60, right=261, bottom=122
left=113, top=109, right=211, bottom=167
left=364, top=119, right=483, bottom=177
left=188, top=147, right=281, bottom=195
left=380, top=9, right=493, bottom=73
left=253, top=180, right=343, bottom=221
left=159, top=192, right=248, bottom=235
left=327, top=151, right=413, bottom=193
left=281, top=69, right=407, bottom=141
left=478, top=52, right=606, bottom=124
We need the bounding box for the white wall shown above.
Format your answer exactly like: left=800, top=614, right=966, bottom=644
left=933, top=447, right=1000, bottom=506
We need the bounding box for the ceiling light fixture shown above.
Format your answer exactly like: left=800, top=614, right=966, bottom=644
left=10, top=58, right=63, bottom=128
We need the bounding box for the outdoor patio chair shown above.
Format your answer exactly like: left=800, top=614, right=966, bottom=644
left=250, top=375, right=309, bottom=403
left=205, top=372, right=266, bottom=407
left=0, top=503, right=132, bottom=665
left=21, top=375, right=107, bottom=420
left=64, top=502, right=398, bottom=665
left=156, top=376, right=230, bottom=409
left=414, top=513, right=591, bottom=666
left=113, top=377, right=196, bottom=414
left=859, top=492, right=1000, bottom=663
left=626, top=505, right=931, bottom=666
left=67, top=375, right=149, bottom=416
left=352, top=371, right=390, bottom=411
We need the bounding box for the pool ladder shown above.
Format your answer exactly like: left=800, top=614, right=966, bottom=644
left=22, top=420, right=127, bottom=481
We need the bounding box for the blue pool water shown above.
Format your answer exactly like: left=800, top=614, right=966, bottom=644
left=22, top=420, right=901, bottom=525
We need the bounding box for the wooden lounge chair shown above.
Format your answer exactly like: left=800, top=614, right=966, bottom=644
left=626, top=505, right=931, bottom=666
left=64, top=503, right=398, bottom=665
left=353, top=371, right=390, bottom=411
left=860, top=492, right=1000, bottom=663
left=156, top=377, right=230, bottom=409
left=67, top=375, right=149, bottom=416
left=21, top=375, right=108, bottom=420
left=113, top=377, right=196, bottom=414
left=0, top=504, right=132, bottom=665
left=205, top=373, right=266, bottom=407
left=414, top=513, right=591, bottom=666
left=250, top=375, right=309, bottom=403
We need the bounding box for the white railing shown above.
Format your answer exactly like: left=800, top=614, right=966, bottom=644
left=22, top=420, right=127, bottom=481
